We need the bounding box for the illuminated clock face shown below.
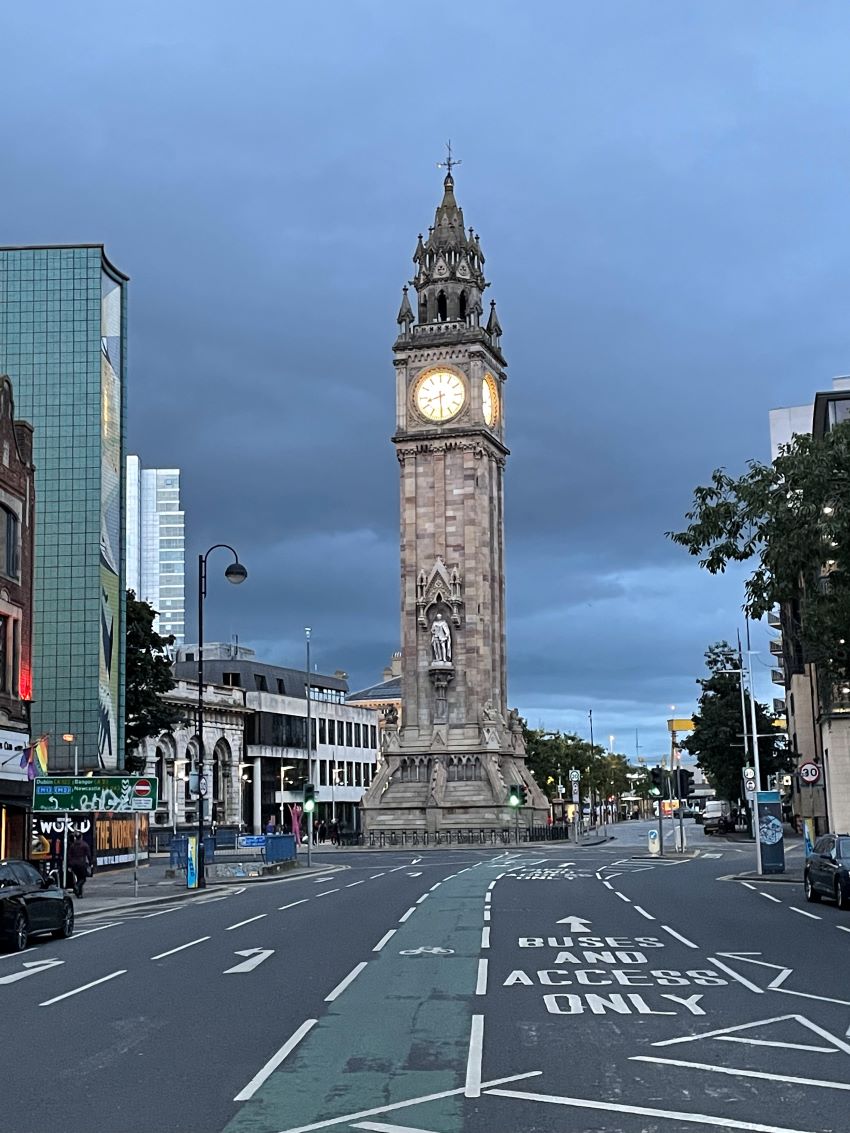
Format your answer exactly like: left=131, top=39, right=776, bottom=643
left=415, top=370, right=465, bottom=422
left=482, top=374, right=498, bottom=426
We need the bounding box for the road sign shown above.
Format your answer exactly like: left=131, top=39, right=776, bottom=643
left=799, top=761, right=821, bottom=785
left=237, top=835, right=266, bottom=848
left=32, top=776, right=159, bottom=813
left=743, top=766, right=756, bottom=781
left=744, top=778, right=756, bottom=795
left=199, top=775, right=208, bottom=797
left=571, top=782, right=580, bottom=803
left=568, top=769, right=580, bottom=783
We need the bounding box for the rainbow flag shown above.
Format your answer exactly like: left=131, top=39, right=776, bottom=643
left=19, top=736, right=48, bottom=781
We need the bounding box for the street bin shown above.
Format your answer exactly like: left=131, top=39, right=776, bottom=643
left=647, top=829, right=660, bottom=856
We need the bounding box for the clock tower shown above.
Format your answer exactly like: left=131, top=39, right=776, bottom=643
left=362, top=167, right=548, bottom=833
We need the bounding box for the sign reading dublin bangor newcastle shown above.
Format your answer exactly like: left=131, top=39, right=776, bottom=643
left=32, top=776, right=159, bottom=813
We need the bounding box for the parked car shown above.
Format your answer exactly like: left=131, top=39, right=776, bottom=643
left=702, top=799, right=733, bottom=835
left=0, top=859, right=74, bottom=951
left=804, top=834, right=850, bottom=909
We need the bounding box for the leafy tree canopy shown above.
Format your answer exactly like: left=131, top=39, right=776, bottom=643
left=683, top=642, right=791, bottom=800
left=124, top=590, right=184, bottom=772
left=668, top=420, right=850, bottom=685
left=523, top=725, right=633, bottom=800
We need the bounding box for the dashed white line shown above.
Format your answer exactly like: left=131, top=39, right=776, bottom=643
left=615, top=892, right=631, bottom=903
left=662, top=925, right=698, bottom=949
left=790, top=907, right=821, bottom=920
left=233, top=1019, right=317, bottom=1101
left=316, top=888, right=340, bottom=898
left=370, top=873, right=385, bottom=879
left=226, top=914, right=267, bottom=931
left=346, top=881, right=365, bottom=888
left=603, top=881, right=614, bottom=890
left=759, top=892, right=782, bottom=904
left=372, top=929, right=396, bottom=953
left=837, top=925, right=850, bottom=934
left=487, top=881, right=496, bottom=891
left=633, top=906, right=655, bottom=921
left=389, top=866, right=406, bottom=873
left=465, top=1014, right=484, bottom=1098
left=278, top=899, right=308, bottom=911
left=399, top=907, right=416, bottom=923
left=313, top=876, right=334, bottom=884
left=481, top=926, right=490, bottom=949
left=416, top=894, right=429, bottom=904
left=151, top=936, right=210, bottom=958
left=325, top=961, right=368, bottom=1003
left=40, top=969, right=127, bottom=1006
left=484, top=892, right=492, bottom=905
left=742, top=882, right=758, bottom=891
left=475, top=958, right=488, bottom=996
left=429, top=883, right=441, bottom=891
left=484, top=909, right=491, bottom=922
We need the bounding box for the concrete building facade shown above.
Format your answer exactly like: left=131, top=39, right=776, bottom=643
left=0, top=245, right=127, bottom=771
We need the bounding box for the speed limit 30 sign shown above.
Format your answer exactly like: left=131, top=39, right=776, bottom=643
left=799, top=761, right=821, bottom=785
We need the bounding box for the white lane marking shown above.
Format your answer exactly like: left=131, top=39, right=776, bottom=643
left=151, top=936, right=210, bottom=959
left=272, top=1071, right=542, bottom=1133
left=662, top=925, right=698, bottom=949
left=226, top=914, right=268, bottom=931
left=615, top=892, right=631, bottom=903
left=313, top=876, right=334, bottom=883
left=399, top=908, right=416, bottom=923
left=652, top=1012, right=850, bottom=1055
left=484, top=909, right=491, bottom=921
left=481, top=926, right=490, bottom=949
left=66, top=923, right=121, bottom=938
left=603, top=881, right=614, bottom=890
left=487, top=881, right=496, bottom=891
left=325, top=961, right=368, bottom=1003
left=429, top=883, right=441, bottom=891
left=837, top=925, right=850, bottom=934
left=411, top=858, right=422, bottom=865
left=475, top=958, right=488, bottom=996
left=233, top=1019, right=317, bottom=1101
left=347, top=881, right=365, bottom=887
left=708, top=956, right=764, bottom=994
left=316, top=889, right=340, bottom=898
left=373, top=930, right=397, bottom=953
left=225, top=948, right=275, bottom=973
left=716, top=1037, right=835, bottom=1052
left=353, top=1123, right=443, bottom=1133
left=389, top=866, right=406, bottom=873
left=416, top=894, right=429, bottom=904
left=407, top=872, right=423, bottom=877
left=742, top=882, right=758, bottom=891
left=758, top=892, right=782, bottom=903
left=279, top=899, right=309, bottom=911
left=40, top=969, right=126, bottom=1006
left=465, top=1014, right=484, bottom=1098
left=631, top=1055, right=850, bottom=1092
left=0, top=959, right=64, bottom=985
left=790, top=907, right=821, bottom=920
left=370, top=873, right=385, bottom=879
left=487, top=1087, right=825, bottom=1132
left=0, top=945, right=37, bottom=961
left=633, top=906, right=656, bottom=921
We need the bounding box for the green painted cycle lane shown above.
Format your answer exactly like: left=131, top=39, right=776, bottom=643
left=223, top=866, right=492, bottom=1133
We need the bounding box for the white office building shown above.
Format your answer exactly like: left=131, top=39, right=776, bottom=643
left=125, top=456, right=185, bottom=643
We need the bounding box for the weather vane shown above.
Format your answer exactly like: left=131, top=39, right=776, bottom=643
left=437, top=140, right=461, bottom=177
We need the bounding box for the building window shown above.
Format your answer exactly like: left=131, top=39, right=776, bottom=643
left=0, top=507, right=19, bottom=579
left=370, top=725, right=377, bottom=749
left=327, top=719, right=335, bottom=745
left=222, top=672, right=241, bottom=687
left=319, top=718, right=326, bottom=745
left=0, top=614, right=6, bottom=692
left=354, top=723, right=362, bottom=747
left=255, top=674, right=268, bottom=692
left=346, top=722, right=353, bottom=747
left=277, top=678, right=286, bottom=694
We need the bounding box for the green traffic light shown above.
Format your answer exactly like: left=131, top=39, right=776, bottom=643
left=509, top=792, right=520, bottom=807
left=303, top=799, right=315, bottom=813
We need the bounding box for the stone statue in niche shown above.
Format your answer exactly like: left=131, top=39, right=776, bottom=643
left=430, top=613, right=452, bottom=663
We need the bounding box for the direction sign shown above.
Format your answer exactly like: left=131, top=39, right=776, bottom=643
left=32, top=776, right=159, bottom=813
left=568, top=769, right=581, bottom=783
left=799, top=761, right=821, bottom=785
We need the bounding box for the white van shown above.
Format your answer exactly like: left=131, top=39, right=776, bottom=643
left=702, top=799, right=733, bottom=835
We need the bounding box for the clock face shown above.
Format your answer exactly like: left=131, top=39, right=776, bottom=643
left=415, top=370, right=465, bottom=422
left=482, top=374, right=498, bottom=427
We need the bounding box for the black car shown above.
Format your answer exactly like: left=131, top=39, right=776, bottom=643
left=0, top=859, right=74, bottom=951
left=804, top=834, right=850, bottom=909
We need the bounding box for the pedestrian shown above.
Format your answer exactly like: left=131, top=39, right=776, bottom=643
left=67, top=834, right=92, bottom=898
left=318, top=820, right=327, bottom=844
left=265, top=816, right=276, bottom=834
left=330, top=821, right=340, bottom=847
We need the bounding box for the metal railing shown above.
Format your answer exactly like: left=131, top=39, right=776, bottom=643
left=364, top=826, right=571, bottom=848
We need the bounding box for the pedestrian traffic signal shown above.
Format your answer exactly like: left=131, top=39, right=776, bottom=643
left=303, top=783, right=316, bottom=813
left=676, top=768, right=694, bottom=800
left=649, top=766, right=665, bottom=795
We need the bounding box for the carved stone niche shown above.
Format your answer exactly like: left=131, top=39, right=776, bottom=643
left=417, top=556, right=463, bottom=628
left=431, top=667, right=453, bottom=724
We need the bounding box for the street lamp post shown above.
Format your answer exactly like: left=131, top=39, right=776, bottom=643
left=62, top=733, right=78, bottom=776
left=305, top=627, right=313, bottom=868
left=196, top=544, right=247, bottom=888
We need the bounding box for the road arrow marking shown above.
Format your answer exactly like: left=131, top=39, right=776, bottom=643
left=224, top=948, right=274, bottom=974
left=556, top=916, right=592, bottom=932
left=0, top=958, right=64, bottom=985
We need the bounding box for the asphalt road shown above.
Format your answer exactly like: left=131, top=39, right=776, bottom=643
left=1, top=826, right=846, bottom=1133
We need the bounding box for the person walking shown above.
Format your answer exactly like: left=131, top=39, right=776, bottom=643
left=67, top=834, right=92, bottom=898
left=318, top=820, right=327, bottom=844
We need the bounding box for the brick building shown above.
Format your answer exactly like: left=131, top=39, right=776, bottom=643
left=0, top=374, right=35, bottom=857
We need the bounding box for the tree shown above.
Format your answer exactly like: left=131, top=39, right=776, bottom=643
left=668, top=420, right=850, bottom=687
left=523, top=726, right=634, bottom=810
left=124, top=590, right=184, bottom=772
left=683, top=642, right=790, bottom=800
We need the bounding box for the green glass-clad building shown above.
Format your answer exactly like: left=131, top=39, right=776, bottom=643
left=0, top=245, right=128, bottom=771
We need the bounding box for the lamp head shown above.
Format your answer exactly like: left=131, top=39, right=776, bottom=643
left=225, top=561, right=248, bottom=585
left=62, top=733, right=75, bottom=743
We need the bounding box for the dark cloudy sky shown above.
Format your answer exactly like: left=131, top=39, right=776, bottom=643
left=2, top=1, right=848, bottom=759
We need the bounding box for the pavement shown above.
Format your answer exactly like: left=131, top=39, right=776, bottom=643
left=2, top=818, right=844, bottom=1133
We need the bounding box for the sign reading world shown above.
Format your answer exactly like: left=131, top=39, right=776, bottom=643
left=32, top=776, right=159, bottom=813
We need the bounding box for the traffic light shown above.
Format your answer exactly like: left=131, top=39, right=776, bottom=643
left=649, top=766, right=665, bottom=795
left=303, top=783, right=316, bottom=814
left=676, top=768, right=694, bottom=801
left=508, top=784, right=526, bottom=807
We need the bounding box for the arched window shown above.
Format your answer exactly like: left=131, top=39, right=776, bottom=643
left=437, top=291, right=447, bottom=321
left=419, top=294, right=428, bottom=323
left=0, top=506, right=19, bottom=579
left=459, top=291, right=467, bottom=321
